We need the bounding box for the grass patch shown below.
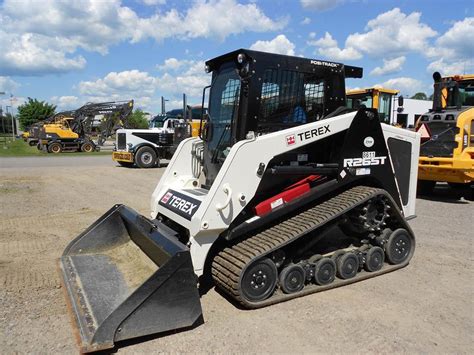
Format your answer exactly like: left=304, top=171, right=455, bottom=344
left=0, top=138, right=112, bottom=157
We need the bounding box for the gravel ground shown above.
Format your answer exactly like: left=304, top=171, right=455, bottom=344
left=0, top=156, right=472, bottom=354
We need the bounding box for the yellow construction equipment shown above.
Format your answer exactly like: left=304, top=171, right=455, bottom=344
left=347, top=87, right=399, bottom=124
left=416, top=73, right=474, bottom=199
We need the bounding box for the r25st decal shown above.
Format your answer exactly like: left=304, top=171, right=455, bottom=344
left=343, top=151, right=387, bottom=167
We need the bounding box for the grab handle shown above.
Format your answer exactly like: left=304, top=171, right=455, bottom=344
left=216, top=184, right=232, bottom=211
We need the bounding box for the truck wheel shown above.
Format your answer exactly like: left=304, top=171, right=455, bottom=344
left=28, top=140, right=36, bottom=146
left=80, top=142, right=95, bottom=153
left=48, top=142, right=62, bottom=154
left=135, top=146, right=157, bottom=168
left=417, top=180, right=435, bottom=195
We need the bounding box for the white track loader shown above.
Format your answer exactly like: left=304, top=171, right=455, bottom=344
left=60, top=49, right=420, bottom=352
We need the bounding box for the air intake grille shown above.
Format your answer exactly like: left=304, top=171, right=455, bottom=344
left=117, top=133, right=126, bottom=150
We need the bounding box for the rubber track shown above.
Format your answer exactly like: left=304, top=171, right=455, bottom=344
left=211, top=185, right=415, bottom=308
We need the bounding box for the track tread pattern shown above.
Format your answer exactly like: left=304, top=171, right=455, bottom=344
left=211, top=186, right=412, bottom=308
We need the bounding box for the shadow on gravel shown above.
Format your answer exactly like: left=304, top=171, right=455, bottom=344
left=115, top=162, right=170, bottom=169
left=417, top=185, right=471, bottom=204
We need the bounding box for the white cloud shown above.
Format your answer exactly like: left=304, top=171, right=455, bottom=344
left=426, top=17, right=474, bottom=75
left=156, top=59, right=210, bottom=97
left=0, top=0, right=285, bottom=76
left=140, top=0, right=166, bottom=5
left=301, top=17, right=311, bottom=25
left=347, top=8, right=437, bottom=58
left=427, top=58, right=472, bottom=77
left=0, top=76, right=20, bottom=92
left=379, top=77, right=426, bottom=96
left=300, top=0, right=344, bottom=11
left=370, top=56, right=406, bottom=76
left=50, top=96, right=80, bottom=110
left=250, top=34, right=296, bottom=56
left=308, top=32, right=362, bottom=61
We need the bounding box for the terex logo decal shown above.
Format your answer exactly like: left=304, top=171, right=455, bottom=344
left=159, top=189, right=201, bottom=221
left=286, top=135, right=296, bottom=146
left=297, top=125, right=330, bottom=142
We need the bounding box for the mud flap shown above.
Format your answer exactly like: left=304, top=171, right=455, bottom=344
left=59, top=204, right=202, bottom=353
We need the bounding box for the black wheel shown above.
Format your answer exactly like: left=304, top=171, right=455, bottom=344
left=417, top=180, right=436, bottom=196
left=135, top=146, right=157, bottom=168
left=48, top=142, right=62, bottom=154
left=336, top=252, right=359, bottom=279
left=364, top=246, right=385, bottom=272
left=80, top=142, right=94, bottom=153
left=28, top=140, right=36, bottom=146
left=240, top=258, right=277, bottom=302
left=279, top=264, right=306, bottom=294
left=118, top=161, right=134, bottom=168
left=313, top=258, right=336, bottom=286
left=385, top=228, right=413, bottom=265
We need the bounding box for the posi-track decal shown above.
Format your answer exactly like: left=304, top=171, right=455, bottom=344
left=159, top=189, right=201, bottom=220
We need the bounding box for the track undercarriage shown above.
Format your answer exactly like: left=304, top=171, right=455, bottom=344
left=212, top=186, right=415, bottom=308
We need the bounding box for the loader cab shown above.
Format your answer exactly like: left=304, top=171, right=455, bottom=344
left=346, top=87, right=399, bottom=124
left=202, top=49, right=362, bottom=187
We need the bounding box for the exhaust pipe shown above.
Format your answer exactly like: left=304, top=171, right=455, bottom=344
left=59, top=204, right=202, bottom=352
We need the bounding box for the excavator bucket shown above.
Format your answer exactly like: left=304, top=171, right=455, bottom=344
left=59, top=204, right=202, bottom=353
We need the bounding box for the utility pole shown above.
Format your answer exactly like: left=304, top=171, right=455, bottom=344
left=0, top=92, right=5, bottom=134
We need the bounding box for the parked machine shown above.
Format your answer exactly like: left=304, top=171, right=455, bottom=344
left=416, top=72, right=474, bottom=199
left=59, top=49, right=420, bottom=352
left=346, top=87, right=400, bottom=124
left=112, top=103, right=206, bottom=168
left=38, top=100, right=133, bottom=153
left=24, top=110, right=75, bottom=147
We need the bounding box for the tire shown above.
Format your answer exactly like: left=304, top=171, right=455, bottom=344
left=28, top=140, right=36, bottom=146
left=313, top=258, right=336, bottom=286
left=118, top=161, right=134, bottom=168
left=48, top=142, right=62, bottom=154
left=336, top=252, right=359, bottom=280
left=364, top=246, right=385, bottom=272
left=279, top=264, right=306, bottom=294
left=135, top=146, right=157, bottom=168
left=80, top=142, right=94, bottom=153
left=385, top=228, right=413, bottom=265
left=417, top=180, right=436, bottom=196
left=240, top=258, right=277, bottom=302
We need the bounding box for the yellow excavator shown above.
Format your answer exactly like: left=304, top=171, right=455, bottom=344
left=415, top=73, right=474, bottom=199
left=347, top=87, right=400, bottom=124
left=39, top=100, right=133, bottom=153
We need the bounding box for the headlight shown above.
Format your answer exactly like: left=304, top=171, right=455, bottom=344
left=204, top=64, right=211, bottom=73
left=237, top=53, right=246, bottom=64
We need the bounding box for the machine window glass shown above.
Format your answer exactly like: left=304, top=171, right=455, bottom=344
left=378, top=92, right=392, bottom=124
left=207, top=62, right=241, bottom=156
left=258, top=69, right=325, bottom=131
left=347, top=93, right=372, bottom=110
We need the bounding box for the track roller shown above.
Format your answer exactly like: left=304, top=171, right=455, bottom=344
left=279, top=264, right=306, bottom=294
left=240, top=258, right=277, bottom=302
left=313, top=258, right=336, bottom=286
left=385, top=228, right=412, bottom=264
left=336, top=252, right=359, bottom=279
left=364, top=246, right=385, bottom=272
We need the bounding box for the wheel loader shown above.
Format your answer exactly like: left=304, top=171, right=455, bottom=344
left=59, top=49, right=420, bottom=352
left=416, top=72, right=474, bottom=199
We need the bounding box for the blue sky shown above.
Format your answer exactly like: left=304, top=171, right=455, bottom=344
left=0, top=0, right=473, bottom=114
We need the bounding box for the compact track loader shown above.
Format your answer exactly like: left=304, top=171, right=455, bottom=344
left=60, top=49, right=420, bottom=352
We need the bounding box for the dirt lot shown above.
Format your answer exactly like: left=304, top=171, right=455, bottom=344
left=0, top=156, right=472, bottom=353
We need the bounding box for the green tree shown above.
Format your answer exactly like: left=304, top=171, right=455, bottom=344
left=17, top=98, right=56, bottom=130
left=410, top=92, right=428, bottom=100
left=127, top=109, right=149, bottom=129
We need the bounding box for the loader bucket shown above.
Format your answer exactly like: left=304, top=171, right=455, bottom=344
left=59, top=204, right=202, bottom=353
